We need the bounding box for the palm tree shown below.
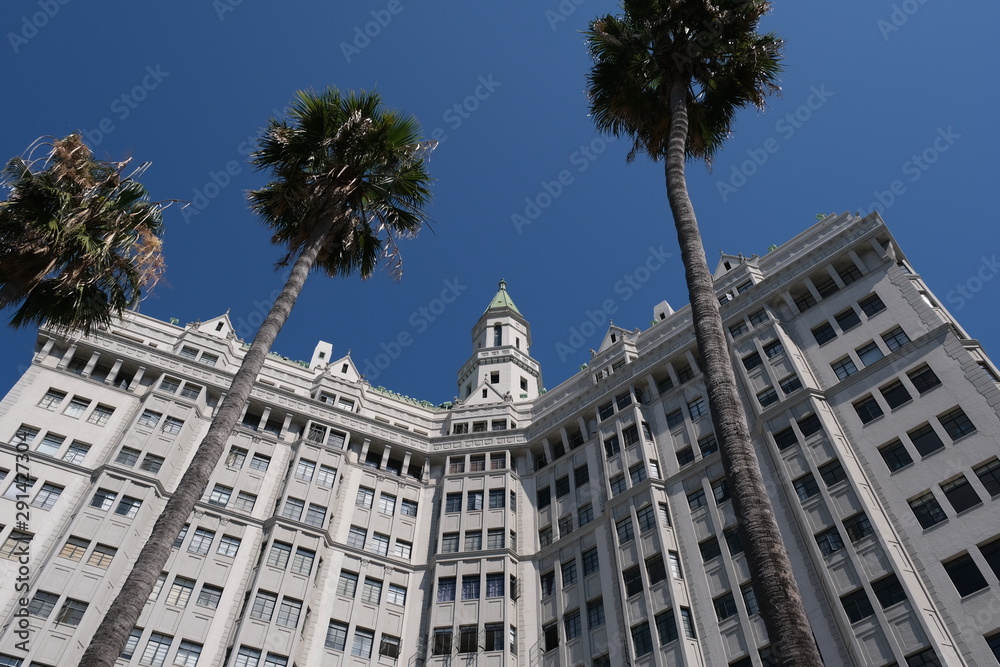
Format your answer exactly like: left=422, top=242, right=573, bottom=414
left=586, top=2, right=822, bottom=665
left=0, top=133, right=165, bottom=334
left=80, top=88, right=435, bottom=667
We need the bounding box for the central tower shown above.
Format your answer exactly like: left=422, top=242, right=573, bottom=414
left=456, top=279, right=542, bottom=404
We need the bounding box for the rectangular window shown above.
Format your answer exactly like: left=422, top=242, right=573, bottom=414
left=116, top=447, right=140, bottom=467
left=469, top=454, right=486, bottom=471
left=812, top=322, right=837, bottom=345
left=632, top=621, right=654, bottom=657
left=831, top=356, right=858, bottom=381
left=59, top=536, right=90, bottom=561
left=378, top=493, right=396, bottom=515
left=267, top=542, right=291, bottom=569
left=774, top=426, right=799, bottom=450
left=666, top=408, right=685, bottom=428
left=940, top=407, right=976, bottom=440
left=858, top=293, right=886, bottom=316
left=356, top=486, right=374, bottom=509
left=742, top=352, right=762, bottom=371
left=336, top=571, right=359, bottom=597
left=387, top=583, right=407, bottom=606
left=249, top=453, right=270, bottom=471
left=583, top=547, right=599, bottom=575
left=974, top=459, right=1000, bottom=497
left=114, top=496, right=142, bottom=518
left=669, top=551, right=683, bottom=579
left=316, top=465, right=337, bottom=488
left=879, top=439, right=913, bottom=471
left=197, top=585, right=223, bottom=609
left=637, top=504, right=656, bottom=533
left=616, top=517, right=635, bottom=543
left=687, top=397, right=707, bottom=419
left=291, top=547, right=315, bottom=575
left=175, top=641, right=202, bottom=667
left=757, top=387, right=779, bottom=406
left=629, top=463, right=647, bottom=485
left=139, top=632, right=172, bottom=666
left=603, top=434, right=621, bottom=458
left=856, top=341, right=884, bottom=366
left=538, top=526, right=552, bottom=548
left=54, top=598, right=88, bottom=626
left=31, top=483, right=63, bottom=510
left=656, top=608, right=677, bottom=645
left=700, top=537, right=722, bottom=562
left=841, top=588, right=875, bottom=623
left=871, top=573, right=908, bottom=608
left=882, top=326, right=911, bottom=351
left=352, top=628, right=374, bottom=658
left=234, top=491, right=257, bottom=512
left=714, top=591, right=738, bottom=621
left=36, top=432, right=64, bottom=456
left=835, top=307, right=861, bottom=331
left=38, top=389, right=66, bottom=410
left=445, top=492, right=462, bottom=513
left=63, top=441, right=90, bottom=464
left=461, top=575, right=480, bottom=600
left=368, top=531, right=389, bottom=556
left=843, top=512, right=874, bottom=542
left=724, top=526, right=743, bottom=555
left=28, top=591, right=59, bottom=618
left=166, top=577, right=195, bottom=607
left=610, top=473, right=627, bottom=495
left=347, top=526, right=366, bottom=549
left=909, top=492, right=947, bottom=528
left=819, top=459, right=847, bottom=487
left=393, top=539, right=412, bottom=559
left=486, top=572, right=505, bottom=598
left=763, top=340, right=785, bottom=358
left=941, top=475, right=982, bottom=513
left=441, top=532, right=459, bottom=553
left=712, top=477, right=730, bottom=503
left=86, top=543, right=117, bottom=568
left=623, top=565, right=642, bottom=596
left=562, top=559, right=577, bottom=586
left=854, top=395, right=884, bottom=423
left=909, top=423, right=945, bottom=456
left=794, top=473, right=820, bottom=501
left=488, top=488, right=505, bottom=509
left=465, top=530, right=482, bottom=551
left=139, top=454, right=164, bottom=474
left=487, top=528, right=505, bottom=549
left=217, top=535, right=241, bottom=557
left=361, top=577, right=383, bottom=605
left=687, top=488, right=707, bottom=510
left=137, top=410, right=161, bottom=428
left=467, top=490, right=484, bottom=511
left=564, top=608, right=582, bottom=640
left=208, top=484, right=232, bottom=507
left=326, top=622, right=349, bottom=651
left=880, top=380, right=912, bottom=409
left=748, top=309, right=769, bottom=326
left=815, top=527, right=845, bottom=556
left=294, top=459, right=315, bottom=481
left=730, top=321, right=749, bottom=337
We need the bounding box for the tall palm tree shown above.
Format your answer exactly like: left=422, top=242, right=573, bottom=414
left=587, top=2, right=822, bottom=665
left=80, top=88, right=435, bottom=667
left=0, top=133, right=165, bottom=334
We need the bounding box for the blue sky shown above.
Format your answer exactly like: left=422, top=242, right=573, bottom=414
left=1, top=1, right=998, bottom=404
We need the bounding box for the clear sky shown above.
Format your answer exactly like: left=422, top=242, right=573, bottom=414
left=1, top=1, right=998, bottom=405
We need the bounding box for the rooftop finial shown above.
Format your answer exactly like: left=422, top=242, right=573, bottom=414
left=499, top=278, right=507, bottom=291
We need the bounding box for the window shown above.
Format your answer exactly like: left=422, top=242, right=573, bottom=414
left=743, top=352, right=763, bottom=370
left=352, top=628, right=374, bottom=658
left=843, top=512, right=874, bottom=542
left=115, top=495, right=142, bottom=518
left=36, top=432, right=64, bottom=456
left=316, top=465, right=337, bottom=488
left=116, top=447, right=141, bottom=466
left=603, top=434, right=621, bottom=458
left=378, top=493, right=396, bottom=515
left=631, top=621, right=654, bottom=657
left=487, top=528, right=504, bottom=549
left=565, top=608, right=582, bottom=640
left=856, top=341, right=884, bottom=366
left=59, top=536, right=90, bottom=561
left=282, top=497, right=304, bottom=521
left=86, top=543, right=117, bottom=568
left=488, top=488, right=505, bottom=510
left=831, top=356, right=858, bottom=381
left=337, top=571, right=359, bottom=597
left=250, top=591, right=277, bottom=620
left=160, top=376, right=181, bottom=393
left=669, top=551, right=683, bottom=579
left=714, top=592, right=738, bottom=620
left=445, top=492, right=462, bottom=513
left=368, top=531, right=389, bottom=556
left=646, top=554, right=667, bottom=584
left=356, top=486, right=374, bottom=509
left=854, top=395, right=884, bottom=424
left=859, top=293, right=886, bottom=316
left=688, top=488, right=707, bottom=510
left=166, top=577, right=195, bottom=607
left=666, top=408, right=685, bottom=429
left=435, top=576, right=457, bottom=602
left=138, top=410, right=161, bottom=428
left=905, top=648, right=942, bottom=666
left=882, top=326, right=911, bottom=351
left=841, top=588, right=874, bottom=623
left=465, top=530, right=482, bottom=551
left=688, top=397, right=707, bottom=419
left=486, top=572, right=505, bottom=598
left=910, top=492, right=947, bottom=528
left=763, top=340, right=784, bottom=358
left=815, top=527, right=844, bottom=556
left=386, top=583, right=407, bottom=606
left=28, top=591, right=59, bottom=618
left=294, top=459, right=315, bottom=481
left=812, top=322, right=836, bottom=345
left=188, top=528, right=214, bottom=556
left=794, top=473, right=820, bottom=501
left=291, top=547, right=315, bottom=575
left=174, top=641, right=202, bottom=667
left=139, top=454, right=164, bottom=474
left=542, top=621, right=560, bottom=652
left=699, top=433, right=719, bottom=456
left=940, top=407, right=975, bottom=440
left=562, top=559, right=578, bottom=586
left=63, top=441, right=90, bottom=464
left=361, top=577, right=383, bottom=605
left=140, top=633, right=172, bottom=666
left=676, top=446, right=695, bottom=465
left=234, top=491, right=257, bottom=512
left=326, top=622, right=349, bottom=651
left=583, top=547, right=599, bottom=575
left=623, top=565, right=643, bottom=596
left=742, top=584, right=760, bottom=615
left=467, top=490, right=484, bottom=511
left=208, top=485, right=232, bottom=507
left=907, top=365, right=941, bottom=394
left=879, top=439, right=913, bottom=471
left=724, top=527, right=743, bottom=555
left=31, top=483, right=63, bottom=510
left=700, top=537, right=722, bottom=562
left=54, top=598, right=88, bottom=626
left=379, top=634, right=401, bottom=659
left=180, top=382, right=201, bottom=399
left=433, top=628, right=454, bottom=655
left=248, top=453, right=270, bottom=471
left=198, top=352, right=219, bottom=367
left=774, top=426, right=798, bottom=450
left=835, top=307, right=861, bottom=331
left=974, top=459, right=1000, bottom=497
left=610, top=473, right=627, bottom=496
left=909, top=423, right=944, bottom=456
left=538, top=526, right=552, bottom=547
left=490, top=452, right=506, bottom=469
left=305, top=503, right=328, bottom=528
left=226, top=447, right=247, bottom=468
left=656, top=608, right=678, bottom=645
left=941, top=475, right=981, bottom=513
left=871, top=573, right=908, bottom=608
left=587, top=597, right=606, bottom=629
left=637, top=504, right=656, bottom=533
left=730, top=321, right=749, bottom=337
left=393, top=539, right=413, bottom=559
left=39, top=388, right=66, bottom=409
left=757, top=387, right=779, bottom=407
left=630, top=463, right=647, bottom=485
left=541, top=570, right=556, bottom=596
left=173, top=525, right=188, bottom=549
left=121, top=628, right=143, bottom=659
left=267, top=542, right=292, bottom=569
left=441, top=532, right=459, bottom=553
left=616, top=516, right=635, bottom=544
left=197, top=584, right=223, bottom=608
left=461, top=575, right=480, bottom=600
left=880, top=380, right=911, bottom=409
left=748, top=309, right=769, bottom=326
left=712, top=477, right=730, bottom=503
left=217, top=535, right=241, bottom=557
left=470, top=454, right=486, bottom=471
left=819, top=459, right=847, bottom=487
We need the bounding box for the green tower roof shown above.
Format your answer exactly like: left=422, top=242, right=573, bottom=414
left=485, top=279, right=521, bottom=315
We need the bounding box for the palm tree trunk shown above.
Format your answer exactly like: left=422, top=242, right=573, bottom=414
left=663, top=78, right=822, bottom=667
left=79, top=214, right=337, bottom=667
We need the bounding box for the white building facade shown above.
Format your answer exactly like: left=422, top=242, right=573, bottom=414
left=0, top=211, right=999, bottom=666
